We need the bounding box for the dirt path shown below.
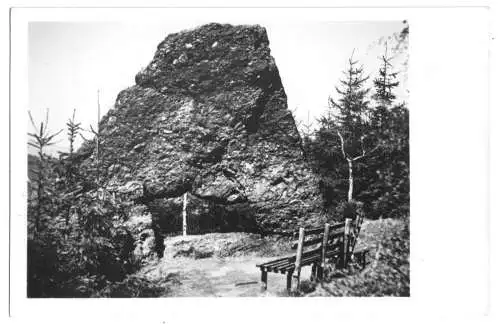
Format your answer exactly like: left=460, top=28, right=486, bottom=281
left=138, top=234, right=313, bottom=297
left=135, top=219, right=405, bottom=297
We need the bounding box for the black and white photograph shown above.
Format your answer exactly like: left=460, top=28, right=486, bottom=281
left=25, top=18, right=409, bottom=298
left=6, top=3, right=494, bottom=324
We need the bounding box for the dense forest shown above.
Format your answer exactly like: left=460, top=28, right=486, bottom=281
left=27, top=23, right=409, bottom=297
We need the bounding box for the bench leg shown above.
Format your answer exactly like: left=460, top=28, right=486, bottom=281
left=286, top=270, right=293, bottom=292
left=310, top=263, right=317, bottom=282
left=261, top=270, right=268, bottom=291
left=293, top=269, right=301, bottom=293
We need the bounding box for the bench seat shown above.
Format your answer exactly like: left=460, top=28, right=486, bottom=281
left=256, top=246, right=342, bottom=274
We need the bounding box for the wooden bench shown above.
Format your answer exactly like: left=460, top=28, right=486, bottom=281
left=256, top=216, right=368, bottom=293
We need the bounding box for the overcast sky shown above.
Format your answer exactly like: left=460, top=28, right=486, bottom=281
left=28, top=20, right=408, bottom=155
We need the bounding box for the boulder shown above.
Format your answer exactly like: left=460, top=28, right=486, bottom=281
left=90, top=23, right=324, bottom=236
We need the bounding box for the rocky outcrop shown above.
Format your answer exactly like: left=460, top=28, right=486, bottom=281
left=89, top=23, right=325, bottom=237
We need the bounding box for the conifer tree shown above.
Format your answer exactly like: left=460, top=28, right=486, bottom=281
left=64, top=109, right=82, bottom=183
left=329, top=51, right=370, bottom=139
left=373, top=45, right=399, bottom=106
left=28, top=109, right=62, bottom=233
left=298, top=110, right=315, bottom=159
left=365, top=42, right=409, bottom=219
left=371, top=44, right=400, bottom=131
left=66, top=108, right=82, bottom=157
left=310, top=28, right=409, bottom=219
left=324, top=51, right=376, bottom=202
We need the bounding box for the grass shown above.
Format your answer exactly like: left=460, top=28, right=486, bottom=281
left=306, top=217, right=410, bottom=297
left=93, top=273, right=181, bottom=297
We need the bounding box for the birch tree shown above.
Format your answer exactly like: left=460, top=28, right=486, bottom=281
left=336, top=131, right=378, bottom=202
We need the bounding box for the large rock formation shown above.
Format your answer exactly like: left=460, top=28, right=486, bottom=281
left=92, top=23, right=325, bottom=237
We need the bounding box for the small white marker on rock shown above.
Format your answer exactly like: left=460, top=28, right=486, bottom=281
left=185, top=43, right=193, bottom=49
left=212, top=41, right=219, bottom=48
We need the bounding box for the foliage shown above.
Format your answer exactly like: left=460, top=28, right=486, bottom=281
left=28, top=110, right=63, bottom=155
left=311, top=52, right=373, bottom=206
left=57, top=108, right=83, bottom=181
left=66, top=109, right=82, bottom=156
left=328, top=200, right=365, bottom=223
left=27, top=189, right=137, bottom=297
left=94, top=274, right=179, bottom=297
left=358, top=42, right=409, bottom=218
left=372, top=44, right=400, bottom=107
left=363, top=103, right=409, bottom=218
left=28, top=110, right=63, bottom=233
left=306, top=218, right=409, bottom=297
left=309, top=38, right=409, bottom=219
left=326, top=51, right=371, bottom=157
left=27, top=109, right=140, bottom=297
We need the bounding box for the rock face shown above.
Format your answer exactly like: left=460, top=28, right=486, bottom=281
left=96, top=23, right=324, bottom=235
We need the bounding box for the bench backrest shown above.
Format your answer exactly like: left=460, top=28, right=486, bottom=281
left=291, top=222, right=345, bottom=251
left=292, top=215, right=363, bottom=271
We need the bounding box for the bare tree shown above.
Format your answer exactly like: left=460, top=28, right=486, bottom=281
left=80, top=90, right=102, bottom=189
left=336, top=131, right=378, bottom=202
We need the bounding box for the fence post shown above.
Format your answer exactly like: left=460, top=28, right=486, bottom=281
left=292, top=227, right=305, bottom=293
left=318, top=223, right=331, bottom=280
left=343, top=218, right=352, bottom=268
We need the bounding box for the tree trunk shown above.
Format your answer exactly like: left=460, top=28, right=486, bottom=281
left=182, top=192, right=188, bottom=236
left=35, top=153, right=44, bottom=234
left=96, top=89, right=101, bottom=186
left=36, top=178, right=41, bottom=234
left=347, top=159, right=353, bottom=202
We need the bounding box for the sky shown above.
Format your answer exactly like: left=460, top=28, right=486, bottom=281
left=28, top=20, right=408, bottom=155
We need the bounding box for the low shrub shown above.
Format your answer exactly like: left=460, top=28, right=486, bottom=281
left=328, top=200, right=365, bottom=223
left=94, top=273, right=180, bottom=297
left=317, top=218, right=409, bottom=297
left=27, top=192, right=138, bottom=297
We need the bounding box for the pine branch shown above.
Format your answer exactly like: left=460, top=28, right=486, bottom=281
left=80, top=133, right=90, bottom=142
left=28, top=142, right=40, bottom=149
left=28, top=111, right=37, bottom=131
left=46, top=129, right=64, bottom=143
